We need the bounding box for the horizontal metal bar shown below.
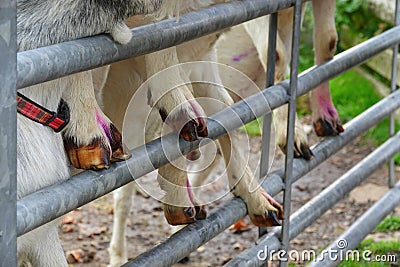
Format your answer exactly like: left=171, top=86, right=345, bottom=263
left=226, top=131, right=400, bottom=266
left=309, top=181, right=400, bottom=267
left=20, top=0, right=400, bottom=90
left=17, top=0, right=300, bottom=89
left=16, top=28, right=400, bottom=236
left=129, top=90, right=400, bottom=267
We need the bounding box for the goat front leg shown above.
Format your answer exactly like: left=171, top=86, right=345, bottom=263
left=239, top=12, right=312, bottom=160
left=274, top=8, right=313, bottom=160
left=146, top=47, right=208, bottom=141
left=158, top=158, right=207, bottom=225
left=18, top=220, right=68, bottom=267
left=310, top=0, right=344, bottom=136
left=61, top=71, right=131, bottom=170
left=218, top=133, right=284, bottom=226
left=108, top=183, right=135, bottom=267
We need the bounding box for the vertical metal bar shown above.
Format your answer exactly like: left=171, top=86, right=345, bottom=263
left=259, top=12, right=279, bottom=242
left=389, top=0, right=400, bottom=188
left=0, top=0, right=18, bottom=266
left=279, top=1, right=302, bottom=267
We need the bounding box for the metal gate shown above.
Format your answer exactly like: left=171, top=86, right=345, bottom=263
left=1, top=0, right=400, bottom=266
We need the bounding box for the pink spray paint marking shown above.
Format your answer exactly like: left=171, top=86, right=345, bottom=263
left=232, top=52, right=250, bottom=62
left=186, top=178, right=195, bottom=205
left=318, top=96, right=338, bottom=120
left=314, top=83, right=338, bottom=120
left=96, top=111, right=112, bottom=141
left=232, top=47, right=257, bottom=62
left=187, top=98, right=203, bottom=120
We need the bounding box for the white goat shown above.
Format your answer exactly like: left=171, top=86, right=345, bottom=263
left=99, top=1, right=341, bottom=266
left=16, top=0, right=205, bottom=266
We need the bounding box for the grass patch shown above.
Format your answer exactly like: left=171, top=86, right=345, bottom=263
left=338, top=238, right=400, bottom=267
left=330, top=70, right=380, bottom=123
left=242, top=117, right=263, bottom=136
left=337, top=216, right=400, bottom=267
left=244, top=66, right=400, bottom=164
left=330, top=70, right=400, bottom=163
left=243, top=3, right=400, bottom=163
left=376, top=215, right=400, bottom=232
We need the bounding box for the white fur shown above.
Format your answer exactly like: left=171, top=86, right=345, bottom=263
left=100, top=1, right=339, bottom=266
left=16, top=1, right=186, bottom=265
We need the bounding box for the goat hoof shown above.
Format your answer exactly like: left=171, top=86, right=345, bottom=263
left=64, top=123, right=131, bottom=170
left=250, top=210, right=282, bottom=227
left=64, top=137, right=110, bottom=170
left=314, top=118, right=344, bottom=137
left=178, top=256, right=190, bottom=264
left=186, top=149, right=201, bottom=161
left=294, top=142, right=314, bottom=160
left=109, top=123, right=132, bottom=162
left=164, top=204, right=203, bottom=225
left=194, top=205, right=207, bottom=220
left=279, top=142, right=314, bottom=161
left=249, top=190, right=284, bottom=227
left=180, top=117, right=208, bottom=141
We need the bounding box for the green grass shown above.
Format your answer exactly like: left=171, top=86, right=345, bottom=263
left=330, top=70, right=400, bottom=163
left=330, top=70, right=380, bottom=123
left=242, top=117, right=263, bottom=136
left=243, top=3, right=400, bottom=163
left=338, top=238, right=400, bottom=267
left=376, top=215, right=400, bottom=232
left=337, top=216, right=400, bottom=267
left=243, top=69, right=400, bottom=164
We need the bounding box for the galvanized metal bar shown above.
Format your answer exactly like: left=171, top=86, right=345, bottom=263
left=16, top=29, right=400, bottom=236
left=124, top=90, right=400, bottom=267
left=309, top=180, right=400, bottom=267
left=389, top=0, right=400, bottom=188
left=0, top=1, right=18, bottom=266
left=280, top=3, right=302, bottom=266
left=17, top=0, right=303, bottom=89
left=259, top=11, right=279, bottom=241
left=226, top=132, right=400, bottom=266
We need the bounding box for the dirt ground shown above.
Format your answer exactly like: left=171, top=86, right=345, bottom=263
left=59, top=115, right=400, bottom=267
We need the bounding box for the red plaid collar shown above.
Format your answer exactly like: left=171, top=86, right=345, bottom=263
left=17, top=92, right=70, bottom=133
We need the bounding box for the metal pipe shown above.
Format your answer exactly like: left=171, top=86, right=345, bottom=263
left=0, top=1, right=18, bottom=265
left=16, top=29, right=400, bottom=235
left=389, top=0, right=400, bottom=188
left=259, top=11, right=278, bottom=241
left=308, top=180, right=400, bottom=267
left=123, top=90, right=400, bottom=266
left=226, top=132, right=400, bottom=266
left=17, top=0, right=301, bottom=89
left=280, top=3, right=302, bottom=266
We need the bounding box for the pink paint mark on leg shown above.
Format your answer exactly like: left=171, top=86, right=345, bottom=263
left=233, top=52, right=250, bottom=62
left=318, top=96, right=338, bottom=120
left=96, top=111, right=112, bottom=141
left=187, top=99, right=203, bottom=120
left=232, top=47, right=257, bottom=62
left=187, top=98, right=207, bottom=135
left=313, top=82, right=338, bottom=120
left=261, top=190, right=281, bottom=208
left=187, top=178, right=195, bottom=205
